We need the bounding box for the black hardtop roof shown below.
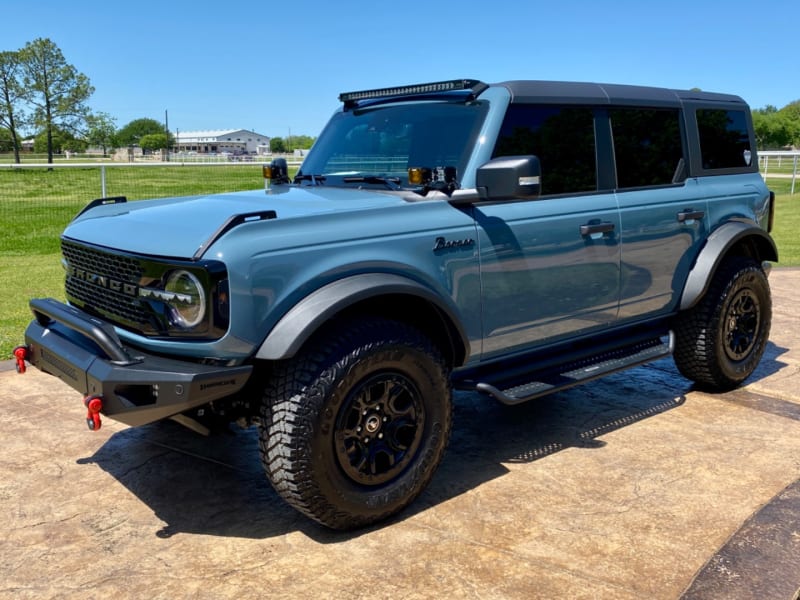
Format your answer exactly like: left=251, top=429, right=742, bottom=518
left=495, top=80, right=747, bottom=108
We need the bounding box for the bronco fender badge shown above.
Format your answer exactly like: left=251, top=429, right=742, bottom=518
left=433, top=236, right=475, bottom=252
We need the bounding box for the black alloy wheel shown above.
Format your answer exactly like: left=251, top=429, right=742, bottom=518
left=258, top=317, right=452, bottom=530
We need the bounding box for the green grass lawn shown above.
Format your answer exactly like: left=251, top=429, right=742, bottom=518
left=770, top=180, right=800, bottom=264
left=0, top=254, right=65, bottom=360
left=0, top=169, right=797, bottom=359
left=0, top=164, right=266, bottom=253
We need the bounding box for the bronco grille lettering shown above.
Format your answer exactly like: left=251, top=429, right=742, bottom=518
left=69, top=266, right=138, bottom=297
left=69, top=266, right=196, bottom=305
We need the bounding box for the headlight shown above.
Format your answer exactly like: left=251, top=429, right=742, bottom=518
left=164, top=270, right=206, bottom=329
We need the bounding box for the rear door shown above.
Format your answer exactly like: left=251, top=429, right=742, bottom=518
left=608, top=107, right=708, bottom=320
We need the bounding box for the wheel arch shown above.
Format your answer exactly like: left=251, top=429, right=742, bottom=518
left=679, top=220, right=778, bottom=311
left=255, top=273, right=470, bottom=367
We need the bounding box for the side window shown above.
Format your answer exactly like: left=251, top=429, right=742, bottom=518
left=492, top=104, right=596, bottom=196
left=696, top=109, right=752, bottom=170
left=610, top=108, right=685, bottom=188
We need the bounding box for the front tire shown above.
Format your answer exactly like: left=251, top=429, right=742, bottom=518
left=674, top=256, right=771, bottom=391
left=258, top=318, right=452, bottom=530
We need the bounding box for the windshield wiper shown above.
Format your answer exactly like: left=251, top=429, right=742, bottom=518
left=294, top=174, right=326, bottom=185
left=342, top=176, right=402, bottom=190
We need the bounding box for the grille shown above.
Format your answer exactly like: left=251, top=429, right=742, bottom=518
left=62, top=240, right=149, bottom=327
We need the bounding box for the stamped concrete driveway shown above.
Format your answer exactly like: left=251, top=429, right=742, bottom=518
left=2, top=269, right=800, bottom=600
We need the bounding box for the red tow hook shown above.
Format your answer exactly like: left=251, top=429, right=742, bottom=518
left=84, top=395, right=103, bottom=431
left=13, top=346, right=29, bottom=374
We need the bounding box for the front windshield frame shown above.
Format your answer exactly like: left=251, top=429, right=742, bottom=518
left=297, top=99, right=491, bottom=190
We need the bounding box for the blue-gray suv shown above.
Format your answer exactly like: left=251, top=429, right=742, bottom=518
left=17, top=79, right=777, bottom=529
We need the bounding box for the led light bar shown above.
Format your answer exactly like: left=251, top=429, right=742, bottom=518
left=339, top=79, right=488, bottom=107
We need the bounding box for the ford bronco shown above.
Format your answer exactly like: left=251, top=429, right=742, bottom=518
left=16, top=79, right=777, bottom=529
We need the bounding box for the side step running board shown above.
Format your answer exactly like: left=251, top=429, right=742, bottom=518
left=476, top=332, right=674, bottom=406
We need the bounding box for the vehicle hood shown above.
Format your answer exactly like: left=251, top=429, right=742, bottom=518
left=63, top=186, right=407, bottom=259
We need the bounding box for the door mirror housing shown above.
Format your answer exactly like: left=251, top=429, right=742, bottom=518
left=475, top=156, right=541, bottom=201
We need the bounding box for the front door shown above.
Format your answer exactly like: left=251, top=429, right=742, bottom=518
left=476, top=193, right=621, bottom=358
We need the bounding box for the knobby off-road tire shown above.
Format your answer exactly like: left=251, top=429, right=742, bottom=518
left=258, top=318, right=452, bottom=530
left=674, top=256, right=771, bottom=391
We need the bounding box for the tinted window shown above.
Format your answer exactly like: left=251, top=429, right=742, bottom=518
left=610, top=108, right=684, bottom=188
left=492, top=105, right=596, bottom=195
left=696, top=109, right=752, bottom=170
left=300, top=101, right=490, bottom=185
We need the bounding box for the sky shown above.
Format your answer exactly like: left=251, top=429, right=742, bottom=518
left=3, top=0, right=798, bottom=139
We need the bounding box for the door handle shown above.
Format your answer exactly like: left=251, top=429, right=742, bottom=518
left=677, top=209, right=705, bottom=223
left=580, top=222, right=615, bottom=236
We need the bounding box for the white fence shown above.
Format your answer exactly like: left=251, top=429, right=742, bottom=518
left=2, top=153, right=796, bottom=196
left=759, top=150, right=799, bottom=194
left=0, top=159, right=304, bottom=199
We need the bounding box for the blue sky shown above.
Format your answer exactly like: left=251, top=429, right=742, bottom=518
left=3, top=0, right=798, bottom=138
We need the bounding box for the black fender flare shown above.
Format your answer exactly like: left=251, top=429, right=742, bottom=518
left=255, top=273, right=471, bottom=363
left=679, top=220, right=778, bottom=311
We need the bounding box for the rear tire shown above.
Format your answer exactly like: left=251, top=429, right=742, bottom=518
left=258, top=318, right=452, bottom=530
left=674, top=256, right=771, bottom=391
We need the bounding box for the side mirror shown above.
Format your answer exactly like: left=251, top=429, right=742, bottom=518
left=475, top=156, right=541, bottom=201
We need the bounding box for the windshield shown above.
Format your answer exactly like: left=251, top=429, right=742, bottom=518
left=298, top=100, right=490, bottom=189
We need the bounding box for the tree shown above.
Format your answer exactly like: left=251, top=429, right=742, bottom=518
left=115, top=117, right=164, bottom=148
left=18, top=38, right=94, bottom=163
left=286, top=135, right=315, bottom=152
left=270, top=136, right=286, bottom=153
left=0, top=50, right=26, bottom=163
left=32, top=126, right=85, bottom=154
left=85, top=112, right=116, bottom=156
left=139, top=133, right=169, bottom=154
left=781, top=100, right=800, bottom=122
left=752, top=108, right=800, bottom=150
left=271, top=135, right=315, bottom=153
left=0, top=127, right=17, bottom=152
left=780, top=101, right=800, bottom=147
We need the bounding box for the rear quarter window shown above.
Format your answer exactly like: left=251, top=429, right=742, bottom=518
left=696, top=109, right=753, bottom=171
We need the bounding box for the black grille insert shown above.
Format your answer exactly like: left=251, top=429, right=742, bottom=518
left=62, top=240, right=149, bottom=328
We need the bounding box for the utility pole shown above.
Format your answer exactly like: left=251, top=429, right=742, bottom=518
left=165, top=109, right=170, bottom=162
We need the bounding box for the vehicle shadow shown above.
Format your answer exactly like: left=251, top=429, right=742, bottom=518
left=77, top=342, right=790, bottom=543
left=749, top=338, right=792, bottom=382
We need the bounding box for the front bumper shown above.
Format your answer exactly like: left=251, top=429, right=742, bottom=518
left=23, top=298, right=253, bottom=427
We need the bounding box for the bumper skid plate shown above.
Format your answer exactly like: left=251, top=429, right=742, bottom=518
left=23, top=298, right=253, bottom=427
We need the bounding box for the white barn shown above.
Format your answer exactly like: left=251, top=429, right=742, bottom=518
left=173, top=129, right=270, bottom=156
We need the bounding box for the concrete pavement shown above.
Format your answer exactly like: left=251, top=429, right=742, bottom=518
left=2, top=269, right=800, bottom=599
